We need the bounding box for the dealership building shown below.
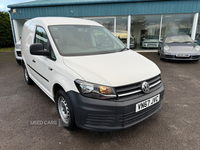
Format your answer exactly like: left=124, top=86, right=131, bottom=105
left=7, top=0, right=200, bottom=51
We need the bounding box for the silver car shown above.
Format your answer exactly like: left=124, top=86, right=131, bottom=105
left=158, top=35, right=200, bottom=61
left=142, top=35, right=159, bottom=48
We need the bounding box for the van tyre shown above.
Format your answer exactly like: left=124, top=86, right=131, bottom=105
left=56, top=90, right=75, bottom=131
left=23, top=66, right=33, bottom=85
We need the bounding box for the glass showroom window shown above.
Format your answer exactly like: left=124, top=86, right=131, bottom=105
left=115, top=16, right=130, bottom=48
left=131, top=15, right=161, bottom=50
left=87, top=17, right=115, bottom=33
left=195, top=14, right=200, bottom=45
left=161, top=14, right=194, bottom=39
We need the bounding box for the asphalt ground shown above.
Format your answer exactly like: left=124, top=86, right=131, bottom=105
left=0, top=52, right=200, bottom=150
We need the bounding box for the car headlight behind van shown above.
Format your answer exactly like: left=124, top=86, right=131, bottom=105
left=75, top=79, right=116, bottom=100
left=15, top=44, right=21, bottom=49
left=164, top=46, right=170, bottom=51
left=195, top=45, right=200, bottom=51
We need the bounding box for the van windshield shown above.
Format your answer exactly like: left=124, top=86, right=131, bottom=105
left=49, top=25, right=125, bottom=56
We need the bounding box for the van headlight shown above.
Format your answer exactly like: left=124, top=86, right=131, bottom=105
left=75, top=79, right=116, bottom=100
left=164, top=46, right=170, bottom=51
left=195, top=45, right=200, bottom=51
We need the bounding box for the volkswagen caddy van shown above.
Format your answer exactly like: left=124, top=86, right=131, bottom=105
left=21, top=17, right=164, bottom=131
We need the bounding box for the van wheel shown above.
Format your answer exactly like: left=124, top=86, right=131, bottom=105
left=23, top=66, right=33, bottom=85
left=56, top=90, right=75, bottom=130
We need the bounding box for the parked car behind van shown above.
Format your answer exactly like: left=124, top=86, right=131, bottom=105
left=142, top=35, right=159, bottom=49
left=21, top=17, right=165, bottom=131
left=115, top=32, right=137, bottom=49
left=158, top=35, right=200, bottom=61
left=14, top=40, right=22, bottom=65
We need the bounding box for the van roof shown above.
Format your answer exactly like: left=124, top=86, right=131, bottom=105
left=32, top=17, right=103, bottom=26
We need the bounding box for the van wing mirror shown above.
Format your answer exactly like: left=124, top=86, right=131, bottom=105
left=194, top=40, right=197, bottom=43
left=30, top=43, right=49, bottom=56
left=159, top=40, right=163, bottom=43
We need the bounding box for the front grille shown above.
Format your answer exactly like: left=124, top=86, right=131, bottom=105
left=165, top=55, right=174, bottom=59
left=175, top=56, right=191, bottom=59
left=191, top=55, right=200, bottom=59
left=85, top=114, right=116, bottom=127
left=147, top=42, right=157, bottom=44
left=115, top=75, right=162, bottom=101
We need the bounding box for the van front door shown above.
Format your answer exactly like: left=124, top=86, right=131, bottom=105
left=32, top=26, right=56, bottom=96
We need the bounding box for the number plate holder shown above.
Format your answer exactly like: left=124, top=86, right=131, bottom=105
left=135, top=94, right=160, bottom=112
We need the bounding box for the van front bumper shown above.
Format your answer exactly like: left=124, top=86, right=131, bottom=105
left=67, top=83, right=164, bottom=131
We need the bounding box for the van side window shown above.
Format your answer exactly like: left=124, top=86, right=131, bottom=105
left=34, top=26, right=56, bottom=60
left=49, top=45, right=56, bottom=60
left=35, top=27, right=48, bottom=49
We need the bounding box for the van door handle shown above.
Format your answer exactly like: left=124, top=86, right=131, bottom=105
left=48, top=67, right=53, bottom=71
left=32, top=59, right=36, bottom=63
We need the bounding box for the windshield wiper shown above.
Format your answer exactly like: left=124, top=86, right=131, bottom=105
left=120, top=47, right=128, bottom=52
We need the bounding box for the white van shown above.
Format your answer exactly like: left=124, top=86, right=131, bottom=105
left=21, top=17, right=164, bottom=131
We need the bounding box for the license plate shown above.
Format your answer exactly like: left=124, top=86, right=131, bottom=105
left=176, top=54, right=190, bottom=57
left=135, top=94, right=160, bottom=112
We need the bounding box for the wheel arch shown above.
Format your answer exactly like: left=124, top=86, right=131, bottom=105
left=52, top=83, right=65, bottom=102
